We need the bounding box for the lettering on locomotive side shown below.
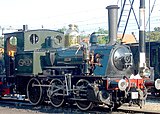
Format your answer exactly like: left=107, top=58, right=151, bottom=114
left=18, top=58, right=32, bottom=66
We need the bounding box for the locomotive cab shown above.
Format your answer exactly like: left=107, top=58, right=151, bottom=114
left=3, top=28, right=64, bottom=96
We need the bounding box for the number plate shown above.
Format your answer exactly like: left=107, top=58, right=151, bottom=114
left=131, top=92, right=138, bottom=99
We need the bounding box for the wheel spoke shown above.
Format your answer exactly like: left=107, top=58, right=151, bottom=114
left=75, top=79, right=93, bottom=111
left=48, top=79, right=64, bottom=108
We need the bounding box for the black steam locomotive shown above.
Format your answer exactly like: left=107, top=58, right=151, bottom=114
left=0, top=5, right=156, bottom=111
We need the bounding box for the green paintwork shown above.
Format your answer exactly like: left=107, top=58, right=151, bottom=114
left=4, top=29, right=64, bottom=76
left=15, top=51, right=46, bottom=75
left=4, top=29, right=64, bottom=52
left=24, top=30, right=64, bottom=51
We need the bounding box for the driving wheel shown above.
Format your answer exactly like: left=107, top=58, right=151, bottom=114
left=27, top=78, right=43, bottom=105
left=48, top=79, right=65, bottom=107
left=75, top=79, right=93, bottom=111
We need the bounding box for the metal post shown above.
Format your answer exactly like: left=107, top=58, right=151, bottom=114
left=148, top=0, right=150, bottom=67
left=139, top=0, right=146, bottom=68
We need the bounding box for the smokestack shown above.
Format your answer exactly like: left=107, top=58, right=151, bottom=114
left=106, top=5, right=119, bottom=45
left=139, top=0, right=146, bottom=68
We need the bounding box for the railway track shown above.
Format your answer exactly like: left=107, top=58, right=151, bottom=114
left=118, top=107, right=160, bottom=114
left=0, top=97, right=159, bottom=114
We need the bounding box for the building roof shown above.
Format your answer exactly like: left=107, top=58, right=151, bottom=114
left=117, top=34, right=137, bottom=44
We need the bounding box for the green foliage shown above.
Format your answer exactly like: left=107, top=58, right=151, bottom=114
left=97, top=35, right=109, bottom=44
left=154, top=27, right=160, bottom=31
left=96, top=27, right=109, bottom=44
left=146, top=27, right=160, bottom=41
left=97, top=27, right=108, bottom=34
left=57, top=26, right=67, bottom=33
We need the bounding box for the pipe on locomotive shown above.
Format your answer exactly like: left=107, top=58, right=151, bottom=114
left=106, top=5, right=119, bottom=45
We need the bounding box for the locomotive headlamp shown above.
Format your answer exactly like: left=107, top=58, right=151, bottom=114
left=155, top=79, right=160, bottom=90
left=118, top=79, right=128, bottom=91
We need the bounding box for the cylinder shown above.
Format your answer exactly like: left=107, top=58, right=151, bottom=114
left=106, top=5, right=119, bottom=45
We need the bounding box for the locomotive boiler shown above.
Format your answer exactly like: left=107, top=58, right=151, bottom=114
left=43, top=42, right=132, bottom=76
left=1, top=2, right=158, bottom=112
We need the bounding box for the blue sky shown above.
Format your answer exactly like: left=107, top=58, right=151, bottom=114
left=0, top=0, right=160, bottom=38
left=0, top=0, right=114, bottom=29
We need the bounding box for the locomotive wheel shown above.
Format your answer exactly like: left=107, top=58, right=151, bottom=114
left=27, top=78, right=43, bottom=105
left=48, top=79, right=64, bottom=108
left=75, top=79, right=93, bottom=111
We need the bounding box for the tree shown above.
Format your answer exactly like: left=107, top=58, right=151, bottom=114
left=57, top=26, right=67, bottom=33
left=146, top=27, right=160, bottom=41
left=97, top=27, right=108, bottom=34
left=154, top=27, right=160, bottom=32
left=95, top=27, right=109, bottom=44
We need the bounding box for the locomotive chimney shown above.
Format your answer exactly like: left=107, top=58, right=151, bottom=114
left=139, top=0, right=146, bottom=69
left=106, top=5, right=119, bottom=45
